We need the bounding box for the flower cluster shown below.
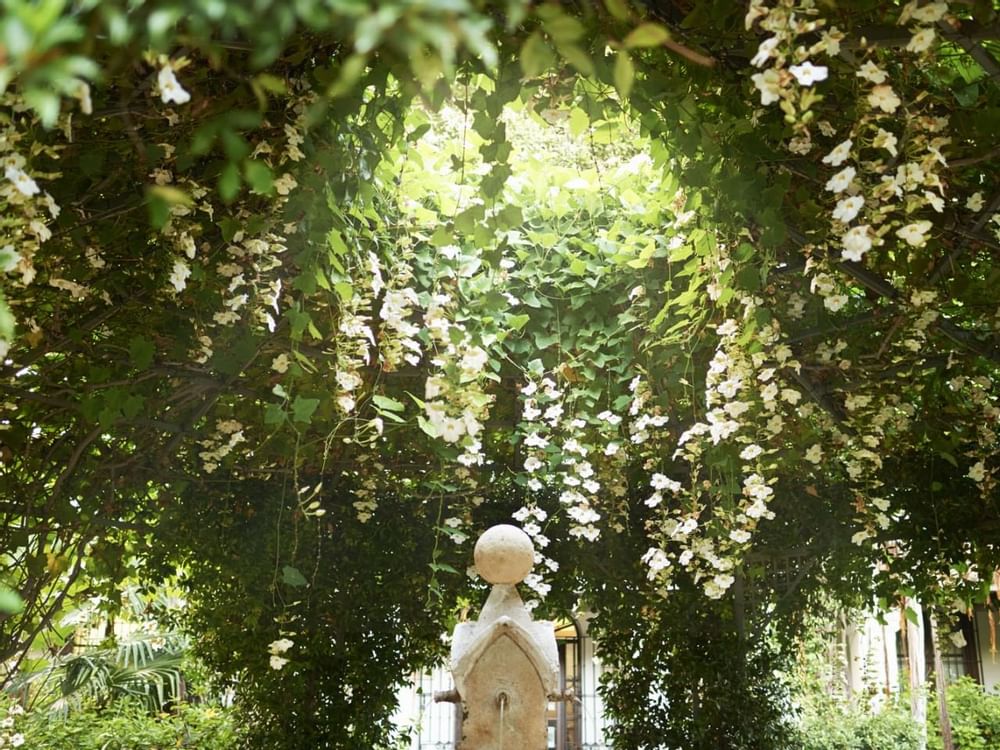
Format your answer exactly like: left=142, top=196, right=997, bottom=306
left=420, top=293, right=493, bottom=468
left=197, top=419, right=246, bottom=473
left=0, top=93, right=64, bottom=356
left=0, top=700, right=25, bottom=748
left=268, top=636, right=294, bottom=670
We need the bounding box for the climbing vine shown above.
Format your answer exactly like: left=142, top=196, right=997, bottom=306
left=1, top=0, right=998, bottom=746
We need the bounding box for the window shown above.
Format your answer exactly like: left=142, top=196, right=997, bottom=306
left=896, top=611, right=979, bottom=690
left=547, top=619, right=583, bottom=750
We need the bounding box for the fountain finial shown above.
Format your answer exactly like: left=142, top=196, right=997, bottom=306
left=474, top=524, right=534, bottom=585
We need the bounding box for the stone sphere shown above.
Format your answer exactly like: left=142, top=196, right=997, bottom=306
left=474, top=525, right=535, bottom=585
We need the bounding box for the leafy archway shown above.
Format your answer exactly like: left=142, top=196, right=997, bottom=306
left=1, top=1, right=998, bottom=747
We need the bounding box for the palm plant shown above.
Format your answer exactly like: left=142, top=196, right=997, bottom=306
left=14, top=630, right=188, bottom=715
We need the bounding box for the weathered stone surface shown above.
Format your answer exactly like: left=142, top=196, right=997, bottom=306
left=448, top=526, right=559, bottom=750
left=474, top=524, right=535, bottom=585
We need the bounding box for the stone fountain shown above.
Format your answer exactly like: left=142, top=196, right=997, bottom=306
left=437, top=524, right=561, bottom=749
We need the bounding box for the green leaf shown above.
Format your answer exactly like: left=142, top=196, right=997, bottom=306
left=614, top=51, right=635, bottom=99
left=506, top=313, right=531, bottom=330
left=417, top=415, right=439, bottom=438
left=534, top=330, right=561, bottom=349
left=623, top=22, right=671, bottom=48
left=520, top=31, right=552, bottom=78
left=282, top=565, right=308, bottom=588
left=243, top=159, right=274, bottom=195
left=0, top=294, right=15, bottom=340
left=129, top=335, right=155, bottom=370
left=334, top=281, right=354, bottom=303
left=545, top=15, right=585, bottom=44
left=569, top=108, right=590, bottom=137
left=372, top=394, right=405, bottom=412
left=604, top=0, right=630, bottom=21
left=557, top=43, right=595, bottom=77
left=291, top=396, right=320, bottom=424
left=218, top=161, right=241, bottom=203
left=0, top=586, right=23, bottom=614
left=264, top=403, right=285, bottom=425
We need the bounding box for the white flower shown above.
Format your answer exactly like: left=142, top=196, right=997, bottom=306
left=924, top=190, right=944, bottom=213
left=269, top=655, right=289, bottom=670
left=650, top=473, right=682, bottom=492
left=168, top=259, right=190, bottom=292
left=439, top=416, right=465, bottom=443
left=604, top=442, right=620, bottom=456
left=868, top=85, right=901, bottom=113
left=524, top=432, right=549, bottom=449
left=789, top=61, right=828, bottom=86
left=805, top=444, right=823, bottom=464
left=825, top=166, right=856, bottom=194
left=10, top=733, right=25, bottom=748
left=274, top=173, right=297, bottom=195
left=841, top=225, right=872, bottom=262
left=855, top=61, right=887, bottom=84
left=788, top=136, right=813, bottom=155
left=524, top=456, right=543, bottom=472
left=906, top=28, right=936, bottom=54
left=0, top=244, right=21, bottom=273
left=821, top=139, right=853, bottom=167
left=645, top=491, right=663, bottom=508
left=751, top=37, right=780, bottom=67
left=966, top=192, right=984, bottom=212
left=336, top=370, right=362, bottom=391
left=4, top=166, right=40, bottom=196
left=751, top=69, right=782, bottom=105
left=460, top=346, right=489, bottom=374
left=967, top=461, right=986, bottom=482
left=158, top=64, right=191, bottom=105
left=896, top=220, right=932, bottom=247
left=949, top=630, right=967, bottom=650
left=642, top=547, right=671, bottom=576
left=851, top=530, right=872, bottom=545
left=914, top=2, right=948, bottom=22
left=544, top=403, right=563, bottom=424
left=872, top=128, right=898, bottom=157
left=271, top=354, right=289, bottom=373
left=269, top=638, right=294, bottom=654
left=716, top=319, right=739, bottom=337
left=739, top=444, right=764, bottom=461
left=717, top=377, right=742, bottom=399
left=833, top=196, right=864, bottom=223
left=729, top=529, right=752, bottom=544
left=824, top=293, right=848, bottom=312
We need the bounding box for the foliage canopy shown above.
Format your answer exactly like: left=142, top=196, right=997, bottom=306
left=1, top=0, right=998, bottom=746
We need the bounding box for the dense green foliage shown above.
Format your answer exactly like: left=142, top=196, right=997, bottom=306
left=797, top=698, right=922, bottom=750
left=21, top=701, right=235, bottom=750
left=928, top=676, right=1000, bottom=750
left=2, top=0, right=999, bottom=747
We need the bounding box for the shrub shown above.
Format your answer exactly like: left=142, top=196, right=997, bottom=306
left=928, top=676, right=1000, bottom=750
left=796, top=697, right=921, bottom=750
left=21, top=701, right=236, bottom=750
